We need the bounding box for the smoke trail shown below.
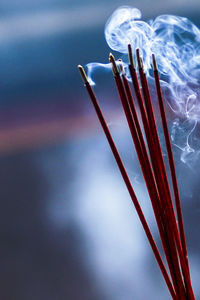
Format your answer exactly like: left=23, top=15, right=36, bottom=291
left=86, top=6, right=200, bottom=166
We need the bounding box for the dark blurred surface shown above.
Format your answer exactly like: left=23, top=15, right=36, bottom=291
left=0, top=1, right=200, bottom=299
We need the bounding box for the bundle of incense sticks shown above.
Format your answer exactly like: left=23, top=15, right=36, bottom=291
left=78, top=44, right=195, bottom=300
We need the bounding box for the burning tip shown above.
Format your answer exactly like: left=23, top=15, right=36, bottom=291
left=136, top=48, right=143, bottom=69
left=128, top=44, right=135, bottom=68
left=109, top=52, right=115, bottom=62
left=109, top=53, right=119, bottom=75
left=152, top=54, right=158, bottom=71
left=118, top=59, right=126, bottom=75
left=127, top=44, right=132, bottom=55
left=78, top=65, right=88, bottom=84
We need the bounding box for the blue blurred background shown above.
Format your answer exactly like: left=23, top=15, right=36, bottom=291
left=1, top=0, right=200, bottom=299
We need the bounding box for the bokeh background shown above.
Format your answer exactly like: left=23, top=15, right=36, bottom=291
left=1, top=0, right=200, bottom=299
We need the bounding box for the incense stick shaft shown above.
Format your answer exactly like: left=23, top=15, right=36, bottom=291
left=153, top=64, right=189, bottom=269
left=153, top=59, right=194, bottom=299
left=139, top=67, right=188, bottom=299
left=128, top=64, right=186, bottom=298
left=120, top=73, right=186, bottom=296
left=138, top=63, right=195, bottom=299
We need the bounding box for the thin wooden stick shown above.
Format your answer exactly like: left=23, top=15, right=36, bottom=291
left=78, top=64, right=176, bottom=300
left=152, top=53, right=189, bottom=269
left=152, top=54, right=194, bottom=299
left=135, top=51, right=186, bottom=299
left=127, top=46, right=186, bottom=298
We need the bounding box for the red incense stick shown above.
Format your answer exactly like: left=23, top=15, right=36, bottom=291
left=134, top=49, right=195, bottom=300
left=78, top=64, right=176, bottom=300
left=116, top=59, right=184, bottom=297
left=126, top=47, right=188, bottom=298
left=127, top=44, right=187, bottom=298
left=152, top=53, right=189, bottom=271
left=135, top=50, right=186, bottom=299
left=118, top=58, right=186, bottom=298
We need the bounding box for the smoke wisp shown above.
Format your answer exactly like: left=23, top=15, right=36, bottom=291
left=86, top=6, right=200, bottom=166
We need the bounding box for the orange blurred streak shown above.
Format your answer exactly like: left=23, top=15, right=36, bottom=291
left=0, top=115, right=96, bottom=154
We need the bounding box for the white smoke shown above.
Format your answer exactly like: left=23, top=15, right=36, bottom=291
left=86, top=6, right=200, bottom=167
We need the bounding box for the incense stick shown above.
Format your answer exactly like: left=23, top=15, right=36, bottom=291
left=135, top=48, right=194, bottom=299
left=152, top=53, right=189, bottom=269
left=127, top=45, right=195, bottom=299
left=135, top=49, right=187, bottom=299
left=122, top=49, right=185, bottom=298
left=119, top=57, right=180, bottom=298
left=117, top=58, right=185, bottom=298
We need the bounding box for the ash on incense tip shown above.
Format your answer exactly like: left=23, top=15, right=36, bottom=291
left=78, top=65, right=88, bottom=84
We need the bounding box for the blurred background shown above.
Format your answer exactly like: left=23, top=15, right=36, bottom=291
left=1, top=0, right=200, bottom=299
